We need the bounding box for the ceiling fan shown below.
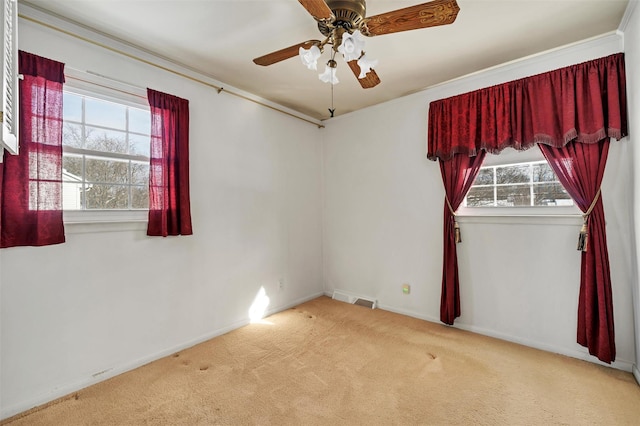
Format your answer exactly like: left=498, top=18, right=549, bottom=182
left=253, top=0, right=460, bottom=89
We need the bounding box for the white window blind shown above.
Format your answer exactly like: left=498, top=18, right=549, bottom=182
left=1, top=0, right=19, bottom=159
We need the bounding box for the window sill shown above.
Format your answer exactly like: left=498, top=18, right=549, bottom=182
left=456, top=214, right=582, bottom=226
left=63, top=210, right=148, bottom=234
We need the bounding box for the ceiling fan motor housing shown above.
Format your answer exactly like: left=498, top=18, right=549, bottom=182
left=318, top=0, right=367, bottom=36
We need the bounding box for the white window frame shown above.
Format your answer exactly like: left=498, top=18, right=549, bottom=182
left=1, top=0, right=19, bottom=159
left=62, top=69, right=149, bottom=225
left=457, top=147, right=581, bottom=218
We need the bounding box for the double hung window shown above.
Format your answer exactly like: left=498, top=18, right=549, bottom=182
left=460, top=149, right=577, bottom=216
left=61, top=72, right=150, bottom=221
left=465, top=160, right=573, bottom=207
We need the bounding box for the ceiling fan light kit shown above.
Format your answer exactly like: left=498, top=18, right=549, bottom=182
left=300, top=29, right=371, bottom=85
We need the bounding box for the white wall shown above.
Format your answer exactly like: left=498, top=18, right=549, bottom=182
left=322, top=33, right=637, bottom=371
left=621, top=1, right=640, bottom=383
left=0, top=6, right=324, bottom=419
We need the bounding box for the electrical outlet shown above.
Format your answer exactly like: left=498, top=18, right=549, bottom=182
left=402, top=284, right=410, bottom=294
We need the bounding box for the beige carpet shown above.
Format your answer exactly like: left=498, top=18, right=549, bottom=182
left=3, top=296, right=640, bottom=425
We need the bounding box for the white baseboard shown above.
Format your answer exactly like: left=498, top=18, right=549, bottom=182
left=0, top=291, right=325, bottom=421
left=375, top=302, right=441, bottom=324
left=633, top=365, right=640, bottom=386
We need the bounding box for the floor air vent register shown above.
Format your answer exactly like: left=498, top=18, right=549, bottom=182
left=331, top=290, right=376, bottom=309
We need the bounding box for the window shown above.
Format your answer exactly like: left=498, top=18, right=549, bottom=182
left=465, top=160, right=573, bottom=207
left=459, top=148, right=578, bottom=217
left=61, top=87, right=150, bottom=213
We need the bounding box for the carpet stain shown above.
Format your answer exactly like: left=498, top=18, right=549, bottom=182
left=199, top=366, right=209, bottom=371
left=296, top=310, right=315, bottom=319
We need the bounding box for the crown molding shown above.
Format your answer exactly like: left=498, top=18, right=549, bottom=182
left=618, top=0, right=638, bottom=33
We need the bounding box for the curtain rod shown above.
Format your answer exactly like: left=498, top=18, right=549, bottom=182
left=65, top=69, right=149, bottom=101
left=19, top=14, right=325, bottom=129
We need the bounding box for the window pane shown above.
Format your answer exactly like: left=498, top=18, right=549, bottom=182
left=29, top=181, right=61, bottom=211
left=475, top=168, right=494, bottom=185
left=85, top=127, right=128, bottom=154
left=132, top=186, right=149, bottom=209
left=534, top=183, right=573, bottom=206
left=86, top=158, right=129, bottom=184
left=63, top=123, right=84, bottom=148
left=62, top=182, right=84, bottom=210
left=466, top=186, right=494, bottom=207
left=533, top=162, right=557, bottom=182
left=63, top=92, right=83, bottom=122
left=85, top=97, right=126, bottom=129
left=131, top=162, right=149, bottom=185
left=496, top=184, right=530, bottom=206
left=496, top=164, right=530, bottom=184
left=29, top=151, right=59, bottom=180
left=129, top=107, right=150, bottom=135
left=85, top=184, right=129, bottom=209
left=129, top=133, right=150, bottom=157
left=63, top=155, right=83, bottom=178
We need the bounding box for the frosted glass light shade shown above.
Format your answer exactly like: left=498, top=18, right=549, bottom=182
left=338, top=30, right=366, bottom=62
left=319, top=65, right=339, bottom=84
left=356, top=54, right=378, bottom=78
left=299, top=45, right=321, bottom=70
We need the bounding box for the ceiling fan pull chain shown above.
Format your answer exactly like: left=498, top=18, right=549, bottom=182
left=329, top=79, right=335, bottom=118
left=328, top=48, right=336, bottom=118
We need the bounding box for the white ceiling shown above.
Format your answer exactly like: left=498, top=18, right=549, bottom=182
left=22, top=0, right=629, bottom=121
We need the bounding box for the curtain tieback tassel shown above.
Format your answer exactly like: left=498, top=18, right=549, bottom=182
left=577, top=221, right=588, bottom=252
left=445, top=195, right=461, bottom=243
left=577, top=188, right=601, bottom=253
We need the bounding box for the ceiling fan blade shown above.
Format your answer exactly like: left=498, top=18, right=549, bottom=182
left=364, top=0, right=460, bottom=36
left=253, top=40, right=321, bottom=66
left=347, top=60, right=380, bottom=89
left=298, top=0, right=334, bottom=21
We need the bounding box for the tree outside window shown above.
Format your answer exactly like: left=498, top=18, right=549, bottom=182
left=465, top=161, right=573, bottom=208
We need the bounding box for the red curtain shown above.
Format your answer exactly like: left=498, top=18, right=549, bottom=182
left=146, top=89, right=192, bottom=236
left=0, top=51, right=65, bottom=248
left=428, top=53, right=627, bottom=160
left=539, top=140, right=615, bottom=363
left=427, top=53, right=627, bottom=364
left=439, top=152, right=486, bottom=325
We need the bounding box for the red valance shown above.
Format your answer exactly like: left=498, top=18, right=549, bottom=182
left=427, top=53, right=627, bottom=161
